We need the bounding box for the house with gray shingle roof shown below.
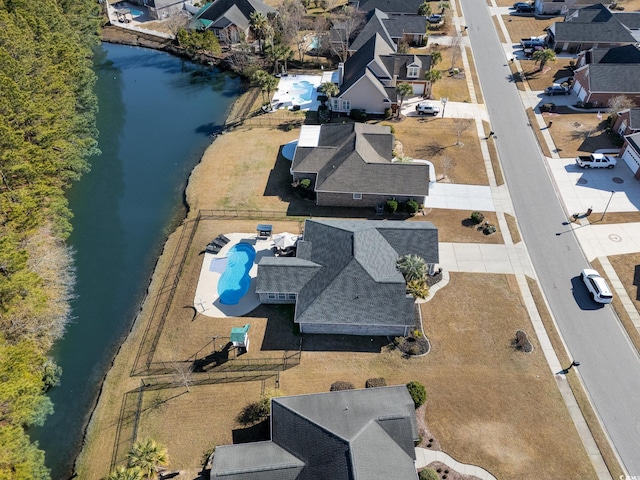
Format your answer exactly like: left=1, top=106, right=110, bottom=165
left=546, top=4, right=639, bottom=53
left=348, top=9, right=428, bottom=54
left=210, top=385, right=420, bottom=479
left=613, top=108, right=640, bottom=136
left=190, top=0, right=276, bottom=44
left=349, top=0, right=424, bottom=15
left=331, top=33, right=432, bottom=114
left=289, top=122, right=430, bottom=209
left=572, top=44, right=640, bottom=107
left=533, top=0, right=594, bottom=17
left=256, top=219, right=438, bottom=336
left=620, top=131, right=640, bottom=174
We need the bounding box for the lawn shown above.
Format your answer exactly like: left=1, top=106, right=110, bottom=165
left=521, top=57, right=574, bottom=91
left=542, top=112, right=617, bottom=158
left=389, top=116, right=489, bottom=185
left=501, top=15, right=556, bottom=43
left=127, top=272, right=596, bottom=479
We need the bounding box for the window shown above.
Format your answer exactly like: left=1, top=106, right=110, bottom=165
left=353, top=193, right=362, bottom=200
left=332, top=98, right=339, bottom=110
left=342, top=100, right=351, bottom=111
left=267, top=293, right=276, bottom=300
left=278, top=293, right=286, bottom=300
left=288, top=293, right=296, bottom=300
left=407, top=66, right=419, bottom=78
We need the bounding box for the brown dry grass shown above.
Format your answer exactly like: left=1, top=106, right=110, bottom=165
left=525, top=276, right=625, bottom=479
left=414, top=208, right=504, bottom=243
left=465, top=46, right=483, bottom=104
left=492, top=16, right=507, bottom=43
left=483, top=120, right=504, bottom=185
left=614, top=0, right=640, bottom=10
left=543, top=113, right=616, bottom=158
left=501, top=15, right=555, bottom=42
left=391, top=117, right=488, bottom=185
left=523, top=57, right=574, bottom=92
left=429, top=45, right=470, bottom=103
left=525, top=108, right=553, bottom=157
left=505, top=213, right=522, bottom=243
left=587, top=211, right=640, bottom=224
left=595, top=255, right=640, bottom=353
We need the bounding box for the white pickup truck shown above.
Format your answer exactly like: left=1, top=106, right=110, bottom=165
left=575, top=153, right=617, bottom=169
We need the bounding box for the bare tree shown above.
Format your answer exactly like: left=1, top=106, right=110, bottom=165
left=173, top=362, right=194, bottom=393
left=606, top=95, right=635, bottom=116
left=449, top=33, right=463, bottom=70
left=329, top=5, right=364, bottom=62
left=312, top=15, right=329, bottom=64
left=440, top=156, right=456, bottom=181
left=165, top=10, right=191, bottom=36
left=453, top=117, right=473, bottom=146
left=280, top=0, right=306, bottom=48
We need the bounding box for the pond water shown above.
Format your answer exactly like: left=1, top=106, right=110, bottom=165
left=30, top=43, right=242, bottom=479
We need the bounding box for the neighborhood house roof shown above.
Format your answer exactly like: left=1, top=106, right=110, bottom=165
left=349, top=9, right=428, bottom=52
left=193, top=0, right=275, bottom=31
left=354, top=0, right=424, bottom=14
left=551, top=4, right=636, bottom=43
left=291, top=122, right=430, bottom=197
left=624, top=109, right=640, bottom=130
left=626, top=131, right=640, bottom=153
left=585, top=64, right=640, bottom=93
left=256, top=219, right=439, bottom=329
left=586, top=44, right=640, bottom=64
left=210, top=386, right=419, bottom=480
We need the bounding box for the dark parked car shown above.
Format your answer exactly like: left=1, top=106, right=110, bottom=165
left=516, top=4, right=535, bottom=12
left=544, top=85, right=570, bottom=96
left=513, top=2, right=531, bottom=8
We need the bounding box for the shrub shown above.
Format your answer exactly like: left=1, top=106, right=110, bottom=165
left=483, top=223, right=497, bottom=235
left=408, top=344, right=421, bottom=355
left=350, top=108, right=367, bottom=121
left=419, top=468, right=440, bottom=480
left=366, top=377, right=387, bottom=388
left=386, top=198, right=399, bottom=213
left=330, top=381, right=355, bottom=391
left=300, top=178, right=311, bottom=189
left=513, top=329, right=533, bottom=353
left=384, top=107, right=393, bottom=119
left=406, top=199, right=420, bottom=214
left=413, top=329, right=422, bottom=338
left=470, top=211, right=485, bottom=224
left=406, top=380, right=427, bottom=408
left=394, top=336, right=406, bottom=347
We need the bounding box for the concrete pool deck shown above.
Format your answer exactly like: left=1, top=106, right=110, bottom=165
left=272, top=74, right=322, bottom=111
left=193, top=233, right=275, bottom=318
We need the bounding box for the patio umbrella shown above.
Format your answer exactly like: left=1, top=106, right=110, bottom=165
left=273, top=232, right=298, bottom=249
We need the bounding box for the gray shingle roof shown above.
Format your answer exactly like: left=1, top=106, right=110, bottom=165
left=380, top=53, right=432, bottom=82
left=272, top=386, right=419, bottom=480
left=587, top=64, right=640, bottom=92
left=292, top=123, right=430, bottom=197
left=626, top=131, right=640, bottom=153
left=340, top=34, right=395, bottom=95
left=614, top=11, right=640, bottom=29
left=210, top=441, right=305, bottom=479
left=356, top=0, right=423, bottom=14
left=553, top=3, right=636, bottom=43
left=195, top=0, right=275, bottom=28
left=349, top=9, right=396, bottom=52
left=255, top=257, right=321, bottom=294
left=349, top=9, right=427, bottom=52
left=257, top=219, right=438, bottom=329
left=588, top=44, right=640, bottom=64
left=629, top=109, right=640, bottom=129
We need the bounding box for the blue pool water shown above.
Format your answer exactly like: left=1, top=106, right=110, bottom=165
left=293, top=81, right=314, bottom=101
left=130, top=8, right=144, bottom=17
left=218, top=243, right=256, bottom=305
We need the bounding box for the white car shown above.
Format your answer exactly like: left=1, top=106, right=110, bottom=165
left=581, top=269, right=613, bottom=303
left=415, top=102, right=440, bottom=116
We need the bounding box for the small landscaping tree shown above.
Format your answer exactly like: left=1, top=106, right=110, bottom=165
left=106, top=466, right=144, bottom=480
left=396, top=82, right=414, bottom=118
left=407, top=279, right=429, bottom=299
left=430, top=50, right=442, bottom=67
left=397, top=254, right=427, bottom=282
left=251, top=69, right=278, bottom=107
left=418, top=1, right=431, bottom=16
left=386, top=198, right=399, bottom=213
left=531, top=48, right=556, bottom=71
left=606, top=95, right=635, bottom=116
left=419, top=468, right=440, bottom=480
left=330, top=381, right=355, bottom=391
left=406, top=198, right=420, bottom=214
left=127, top=439, right=169, bottom=480
left=470, top=211, right=485, bottom=224
left=406, top=380, right=427, bottom=408
left=424, top=68, right=442, bottom=98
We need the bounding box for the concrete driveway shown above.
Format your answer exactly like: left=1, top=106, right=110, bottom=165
left=401, top=97, right=489, bottom=121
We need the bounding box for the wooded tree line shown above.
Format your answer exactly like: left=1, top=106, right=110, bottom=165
left=0, top=0, right=101, bottom=476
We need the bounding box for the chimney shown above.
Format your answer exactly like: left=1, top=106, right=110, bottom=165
left=338, top=62, right=345, bottom=86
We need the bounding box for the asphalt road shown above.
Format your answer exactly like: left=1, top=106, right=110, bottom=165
left=459, top=0, right=640, bottom=474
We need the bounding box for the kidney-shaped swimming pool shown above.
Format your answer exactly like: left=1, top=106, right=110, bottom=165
left=217, top=243, right=256, bottom=305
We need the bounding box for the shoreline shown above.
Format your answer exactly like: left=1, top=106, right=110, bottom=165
left=72, top=51, right=257, bottom=476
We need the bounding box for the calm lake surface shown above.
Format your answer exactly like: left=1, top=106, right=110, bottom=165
left=30, top=43, right=242, bottom=479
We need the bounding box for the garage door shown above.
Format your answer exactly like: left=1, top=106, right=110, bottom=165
left=621, top=145, right=640, bottom=173
left=412, top=83, right=425, bottom=96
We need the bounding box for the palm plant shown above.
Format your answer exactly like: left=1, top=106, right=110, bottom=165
left=437, top=1, right=450, bottom=14
left=395, top=82, right=414, bottom=118
left=397, top=254, right=427, bottom=282
left=106, top=466, right=144, bottom=480
left=430, top=51, right=442, bottom=66
left=418, top=1, right=431, bottom=16
left=251, top=69, right=278, bottom=107
left=424, top=68, right=442, bottom=99
left=250, top=11, right=268, bottom=51
left=127, top=439, right=169, bottom=480
left=406, top=279, right=430, bottom=299
left=531, top=48, right=556, bottom=71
